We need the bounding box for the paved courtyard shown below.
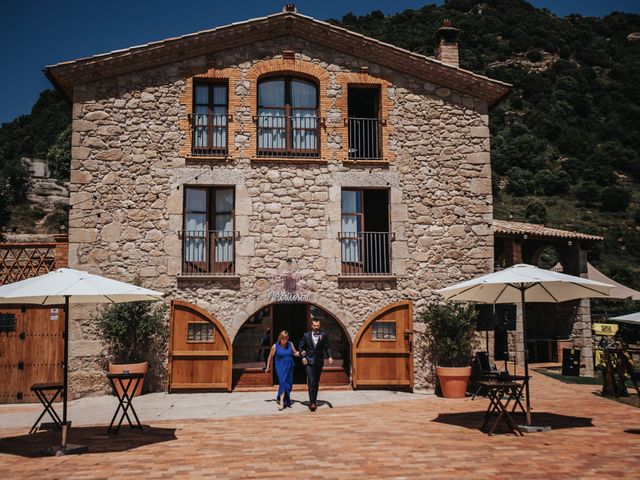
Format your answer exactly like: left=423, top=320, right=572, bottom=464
left=0, top=373, right=639, bottom=479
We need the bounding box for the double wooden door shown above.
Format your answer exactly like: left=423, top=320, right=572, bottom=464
left=0, top=305, right=64, bottom=403
left=353, top=301, right=414, bottom=389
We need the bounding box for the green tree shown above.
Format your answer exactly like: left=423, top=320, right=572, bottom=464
left=422, top=303, right=478, bottom=368
left=600, top=186, right=631, bottom=212
left=574, top=181, right=601, bottom=206
left=506, top=167, right=533, bottom=196
left=96, top=293, right=168, bottom=363
left=46, top=125, right=71, bottom=180
left=525, top=201, right=548, bottom=224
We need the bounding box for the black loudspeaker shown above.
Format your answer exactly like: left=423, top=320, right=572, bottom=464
left=496, top=304, right=517, bottom=331
left=562, top=349, right=580, bottom=376
left=494, top=327, right=509, bottom=361
left=476, top=305, right=495, bottom=331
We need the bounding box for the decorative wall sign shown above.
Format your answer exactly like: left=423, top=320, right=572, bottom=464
left=268, top=272, right=311, bottom=303
left=50, top=308, right=59, bottom=321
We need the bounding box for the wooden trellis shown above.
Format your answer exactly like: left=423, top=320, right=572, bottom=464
left=0, top=243, right=57, bottom=285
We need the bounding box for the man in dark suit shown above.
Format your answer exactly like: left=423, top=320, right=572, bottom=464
left=299, top=318, right=333, bottom=411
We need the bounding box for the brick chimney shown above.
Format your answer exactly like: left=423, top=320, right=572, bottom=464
left=433, top=19, right=460, bottom=68
left=283, top=3, right=297, bottom=13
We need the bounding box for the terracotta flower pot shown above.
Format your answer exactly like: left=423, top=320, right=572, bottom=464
left=436, top=366, right=472, bottom=398
left=108, top=361, right=148, bottom=397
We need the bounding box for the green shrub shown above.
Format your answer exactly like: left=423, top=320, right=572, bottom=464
left=95, top=281, right=168, bottom=363
left=575, top=181, right=601, bottom=206
left=506, top=167, right=533, bottom=196
left=525, top=201, right=548, bottom=224
left=600, top=186, right=631, bottom=212
left=422, top=303, right=478, bottom=368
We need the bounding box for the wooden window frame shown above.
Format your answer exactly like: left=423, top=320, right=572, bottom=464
left=371, top=320, right=397, bottom=342
left=347, top=84, right=383, bottom=160
left=186, top=321, right=215, bottom=343
left=192, top=80, right=229, bottom=156
left=182, top=185, right=236, bottom=275
left=257, top=75, right=320, bottom=157
left=340, top=188, right=391, bottom=275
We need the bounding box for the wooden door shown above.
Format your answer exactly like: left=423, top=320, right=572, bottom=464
left=353, top=301, right=413, bottom=390
left=169, top=300, right=232, bottom=392
left=0, top=306, right=64, bottom=403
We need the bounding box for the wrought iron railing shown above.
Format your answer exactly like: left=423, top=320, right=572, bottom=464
left=347, top=117, right=383, bottom=160
left=180, top=230, right=238, bottom=275
left=256, top=114, right=319, bottom=157
left=191, top=113, right=229, bottom=156
left=339, top=231, right=392, bottom=275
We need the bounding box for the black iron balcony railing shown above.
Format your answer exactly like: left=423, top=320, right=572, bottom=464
left=256, top=114, right=319, bottom=158
left=191, top=113, right=229, bottom=156
left=180, top=230, right=238, bottom=275
left=347, top=117, right=383, bottom=160
left=339, top=231, right=392, bottom=275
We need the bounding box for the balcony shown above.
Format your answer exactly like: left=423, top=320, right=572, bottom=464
left=256, top=114, right=319, bottom=158
left=180, top=230, right=238, bottom=276
left=339, top=231, right=392, bottom=276
left=347, top=117, right=382, bottom=160
left=191, top=113, right=228, bottom=157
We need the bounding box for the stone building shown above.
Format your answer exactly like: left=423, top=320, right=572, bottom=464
left=45, top=6, right=511, bottom=396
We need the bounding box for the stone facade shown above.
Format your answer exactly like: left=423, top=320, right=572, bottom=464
left=66, top=35, right=494, bottom=396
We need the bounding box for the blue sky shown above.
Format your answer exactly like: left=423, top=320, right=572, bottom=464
left=1, top=0, right=639, bottom=124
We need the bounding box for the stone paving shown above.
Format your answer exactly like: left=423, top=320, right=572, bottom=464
left=0, top=373, right=639, bottom=479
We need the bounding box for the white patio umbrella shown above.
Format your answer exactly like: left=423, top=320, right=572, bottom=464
left=436, top=263, right=613, bottom=426
left=609, top=311, right=640, bottom=324
left=0, top=268, right=164, bottom=454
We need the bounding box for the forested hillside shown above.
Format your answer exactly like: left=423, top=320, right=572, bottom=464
left=0, top=89, right=70, bottom=235
left=332, top=0, right=640, bottom=289
left=0, top=0, right=638, bottom=289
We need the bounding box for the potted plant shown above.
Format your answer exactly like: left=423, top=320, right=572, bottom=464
left=422, top=302, right=478, bottom=398
left=96, top=286, right=167, bottom=397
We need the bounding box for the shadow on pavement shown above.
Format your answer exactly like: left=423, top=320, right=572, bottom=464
left=432, top=411, right=593, bottom=434
left=264, top=398, right=334, bottom=408
left=0, top=425, right=177, bottom=458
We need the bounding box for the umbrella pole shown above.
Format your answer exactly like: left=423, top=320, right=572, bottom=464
left=62, top=295, right=69, bottom=449
left=520, top=287, right=532, bottom=426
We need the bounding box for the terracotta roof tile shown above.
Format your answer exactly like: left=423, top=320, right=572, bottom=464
left=45, top=10, right=510, bottom=106
left=493, top=219, right=604, bottom=241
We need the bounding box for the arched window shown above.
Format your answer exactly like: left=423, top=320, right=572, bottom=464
left=257, top=76, right=319, bottom=157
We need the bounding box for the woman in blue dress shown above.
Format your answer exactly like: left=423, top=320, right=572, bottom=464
left=265, top=330, right=300, bottom=410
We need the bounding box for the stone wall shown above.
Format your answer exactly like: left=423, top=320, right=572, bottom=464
left=67, top=36, right=493, bottom=396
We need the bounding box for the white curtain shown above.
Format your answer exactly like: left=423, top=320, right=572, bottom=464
left=291, top=79, right=317, bottom=150
left=212, top=85, right=227, bottom=148
left=258, top=79, right=286, bottom=151
left=215, top=189, right=234, bottom=262
left=341, top=190, right=361, bottom=263
left=185, top=188, right=207, bottom=263
left=258, top=108, right=286, bottom=149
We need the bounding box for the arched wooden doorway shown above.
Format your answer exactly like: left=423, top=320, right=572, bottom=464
left=232, top=303, right=351, bottom=389
left=353, top=301, right=414, bottom=390
left=169, top=300, right=232, bottom=392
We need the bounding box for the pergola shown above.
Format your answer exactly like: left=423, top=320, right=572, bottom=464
left=492, top=220, right=604, bottom=375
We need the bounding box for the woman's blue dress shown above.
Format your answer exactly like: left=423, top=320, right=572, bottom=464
left=275, top=342, right=294, bottom=407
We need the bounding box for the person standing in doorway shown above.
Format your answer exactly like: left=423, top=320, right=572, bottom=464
left=299, top=319, right=333, bottom=411
left=265, top=330, right=300, bottom=410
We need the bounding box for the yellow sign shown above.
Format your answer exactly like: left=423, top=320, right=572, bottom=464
left=593, top=323, right=619, bottom=336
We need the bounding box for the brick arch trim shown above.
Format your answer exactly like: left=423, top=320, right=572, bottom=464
left=245, top=58, right=331, bottom=159
left=246, top=58, right=330, bottom=87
